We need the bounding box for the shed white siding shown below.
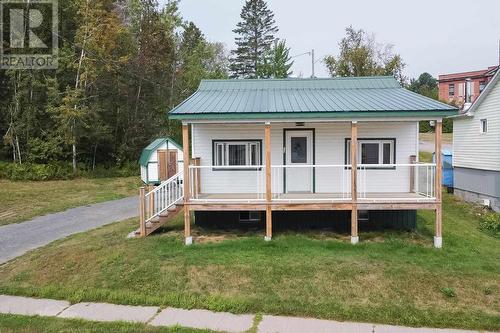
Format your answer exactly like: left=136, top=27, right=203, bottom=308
left=192, top=122, right=418, bottom=194
left=140, top=140, right=184, bottom=184
left=453, top=77, right=500, bottom=171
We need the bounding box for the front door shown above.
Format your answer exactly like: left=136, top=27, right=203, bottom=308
left=285, top=130, right=313, bottom=193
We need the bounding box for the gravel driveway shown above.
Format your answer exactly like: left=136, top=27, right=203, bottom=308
left=0, top=196, right=138, bottom=264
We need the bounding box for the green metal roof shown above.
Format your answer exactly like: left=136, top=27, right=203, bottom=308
left=169, top=76, right=457, bottom=120
left=139, top=137, right=182, bottom=166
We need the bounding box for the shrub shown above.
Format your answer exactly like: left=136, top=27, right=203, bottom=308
left=479, top=212, right=500, bottom=234
left=0, top=161, right=139, bottom=181
left=440, top=287, right=456, bottom=298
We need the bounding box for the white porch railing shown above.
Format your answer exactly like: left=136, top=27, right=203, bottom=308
left=357, top=163, right=436, bottom=200
left=188, top=165, right=266, bottom=202
left=187, top=163, right=436, bottom=203
left=270, top=165, right=351, bottom=202
left=144, top=171, right=184, bottom=223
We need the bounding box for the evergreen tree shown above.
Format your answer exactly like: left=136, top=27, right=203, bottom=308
left=230, top=0, right=278, bottom=78
left=257, top=40, right=293, bottom=78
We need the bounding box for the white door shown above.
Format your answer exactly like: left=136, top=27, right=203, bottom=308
left=285, top=130, right=313, bottom=193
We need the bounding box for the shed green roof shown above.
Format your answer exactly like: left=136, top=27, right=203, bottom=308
left=169, top=76, right=457, bottom=120
left=139, top=137, right=182, bottom=166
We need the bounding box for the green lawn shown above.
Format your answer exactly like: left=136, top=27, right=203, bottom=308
left=0, top=193, right=498, bottom=331
left=0, top=314, right=209, bottom=333
left=0, top=177, right=140, bottom=226
left=419, top=132, right=453, bottom=145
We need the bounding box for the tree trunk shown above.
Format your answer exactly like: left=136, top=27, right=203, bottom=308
left=72, top=141, right=77, bottom=173
left=92, top=144, right=97, bottom=170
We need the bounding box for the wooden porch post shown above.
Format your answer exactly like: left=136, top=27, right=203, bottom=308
left=182, top=124, right=192, bottom=245
left=351, top=121, right=359, bottom=244
left=139, top=186, right=146, bottom=237
left=434, top=120, right=443, bottom=248
left=265, top=122, right=272, bottom=241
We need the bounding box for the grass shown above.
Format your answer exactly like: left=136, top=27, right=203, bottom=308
left=0, top=314, right=210, bottom=333
left=419, top=151, right=433, bottom=163
left=419, top=132, right=453, bottom=144
left=0, top=177, right=140, bottom=226
left=0, top=193, right=498, bottom=331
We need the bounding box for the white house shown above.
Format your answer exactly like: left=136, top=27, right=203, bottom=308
left=139, top=77, right=457, bottom=247
left=453, top=70, right=500, bottom=211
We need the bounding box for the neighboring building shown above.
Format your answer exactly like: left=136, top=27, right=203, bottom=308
left=438, top=66, right=498, bottom=108
left=137, top=77, right=458, bottom=247
left=453, top=70, right=500, bottom=212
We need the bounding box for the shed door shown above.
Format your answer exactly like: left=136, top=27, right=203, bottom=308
left=158, top=150, right=168, bottom=181
left=167, top=150, right=178, bottom=179
left=285, top=130, right=313, bottom=193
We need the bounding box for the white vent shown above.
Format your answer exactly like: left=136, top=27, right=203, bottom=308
left=482, top=199, right=491, bottom=208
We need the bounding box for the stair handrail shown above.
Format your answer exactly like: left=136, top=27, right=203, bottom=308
left=142, top=171, right=184, bottom=226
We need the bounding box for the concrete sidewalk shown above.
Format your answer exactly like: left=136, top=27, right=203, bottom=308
left=0, top=295, right=494, bottom=333
left=0, top=196, right=138, bottom=264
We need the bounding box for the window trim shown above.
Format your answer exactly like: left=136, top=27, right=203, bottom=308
left=212, top=139, right=262, bottom=171
left=479, top=81, right=486, bottom=93
left=344, top=138, right=397, bottom=170
left=448, top=83, right=455, bottom=96
left=480, top=119, right=488, bottom=134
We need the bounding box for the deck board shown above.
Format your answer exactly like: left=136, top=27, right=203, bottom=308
left=190, top=192, right=434, bottom=203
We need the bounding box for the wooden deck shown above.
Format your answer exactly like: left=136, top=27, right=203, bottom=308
left=191, top=192, right=433, bottom=202
left=185, top=192, right=438, bottom=211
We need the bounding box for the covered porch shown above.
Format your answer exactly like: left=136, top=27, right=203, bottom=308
left=180, top=119, right=444, bottom=246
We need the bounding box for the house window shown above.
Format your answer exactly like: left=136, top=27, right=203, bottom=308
left=345, top=139, right=396, bottom=168
left=448, top=83, right=455, bottom=96
left=239, top=211, right=261, bottom=223
left=480, top=119, right=488, bottom=133
left=213, top=140, right=261, bottom=169
left=479, top=81, right=486, bottom=93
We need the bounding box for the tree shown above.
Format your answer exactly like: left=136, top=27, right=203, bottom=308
left=257, top=40, right=293, bottom=78
left=324, top=26, right=406, bottom=84
left=408, top=72, right=438, bottom=100
left=0, top=0, right=228, bottom=170
left=230, top=0, right=278, bottom=78
left=408, top=72, right=453, bottom=133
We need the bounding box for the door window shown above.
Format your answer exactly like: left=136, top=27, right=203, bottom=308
left=291, top=137, right=307, bottom=163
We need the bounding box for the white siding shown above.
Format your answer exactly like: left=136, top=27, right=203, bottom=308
left=453, top=78, right=500, bottom=171
left=145, top=140, right=183, bottom=183
left=140, top=165, right=147, bottom=183
left=192, top=122, right=418, bottom=194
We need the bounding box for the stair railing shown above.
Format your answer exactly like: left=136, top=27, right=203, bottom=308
left=139, top=171, right=184, bottom=236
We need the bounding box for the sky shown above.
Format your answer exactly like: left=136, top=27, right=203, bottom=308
left=171, top=0, right=500, bottom=79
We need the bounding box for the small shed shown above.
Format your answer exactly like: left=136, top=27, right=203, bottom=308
left=434, top=150, right=453, bottom=188
left=139, top=137, right=183, bottom=185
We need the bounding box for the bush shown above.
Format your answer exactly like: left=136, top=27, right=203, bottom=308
left=479, top=212, right=500, bottom=234
left=0, top=161, right=73, bottom=181
left=440, top=287, right=456, bottom=298
left=0, top=161, right=139, bottom=181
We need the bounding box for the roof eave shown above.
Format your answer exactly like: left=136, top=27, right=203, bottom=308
left=170, top=110, right=458, bottom=121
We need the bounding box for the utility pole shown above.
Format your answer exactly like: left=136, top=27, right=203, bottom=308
left=311, top=49, right=315, bottom=78
left=291, top=49, right=316, bottom=78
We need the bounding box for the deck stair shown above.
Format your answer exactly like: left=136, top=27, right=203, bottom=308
left=135, top=171, right=184, bottom=237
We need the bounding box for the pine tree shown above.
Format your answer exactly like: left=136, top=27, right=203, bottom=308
left=257, top=40, right=293, bottom=79
left=230, top=0, right=278, bottom=78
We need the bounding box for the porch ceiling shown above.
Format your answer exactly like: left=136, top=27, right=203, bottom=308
left=169, top=77, right=457, bottom=120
